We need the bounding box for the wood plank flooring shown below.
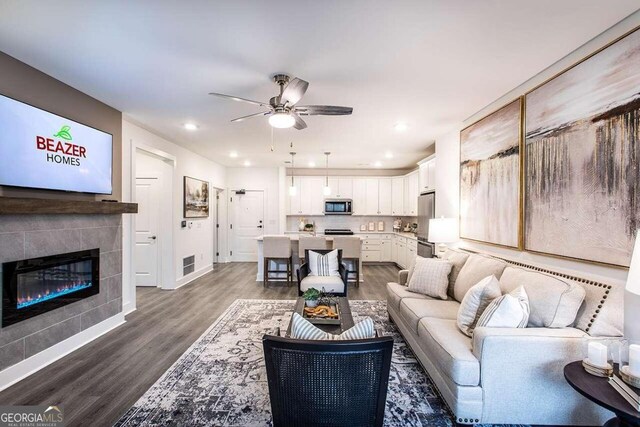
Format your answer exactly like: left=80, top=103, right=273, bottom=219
left=0, top=262, right=399, bottom=427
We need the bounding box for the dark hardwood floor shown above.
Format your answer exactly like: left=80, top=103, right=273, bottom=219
left=0, top=262, right=399, bottom=427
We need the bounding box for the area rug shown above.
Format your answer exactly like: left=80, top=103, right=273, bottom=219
left=114, top=299, right=524, bottom=427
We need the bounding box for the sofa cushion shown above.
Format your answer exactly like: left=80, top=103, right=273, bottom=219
left=399, top=298, right=460, bottom=334
left=453, top=254, right=507, bottom=302
left=476, top=286, right=530, bottom=329
left=417, top=318, right=480, bottom=386
left=386, top=282, right=430, bottom=311
left=300, top=276, right=345, bottom=294
left=441, top=249, right=470, bottom=298
left=499, top=266, right=586, bottom=328
left=457, top=275, right=501, bottom=336
left=575, top=280, right=623, bottom=337
left=407, top=257, right=453, bottom=300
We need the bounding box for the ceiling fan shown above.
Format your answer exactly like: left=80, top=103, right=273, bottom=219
left=209, top=74, right=353, bottom=130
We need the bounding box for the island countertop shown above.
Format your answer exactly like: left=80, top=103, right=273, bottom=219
left=256, top=234, right=364, bottom=241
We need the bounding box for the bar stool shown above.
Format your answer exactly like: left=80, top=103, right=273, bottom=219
left=298, top=236, right=329, bottom=264
left=332, top=236, right=361, bottom=287
left=263, top=236, right=293, bottom=287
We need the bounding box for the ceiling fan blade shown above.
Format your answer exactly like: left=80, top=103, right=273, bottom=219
left=292, top=113, right=307, bottom=130
left=294, top=105, right=353, bottom=116
left=209, top=92, right=269, bottom=107
left=281, top=78, right=309, bottom=106
left=230, top=111, right=271, bottom=122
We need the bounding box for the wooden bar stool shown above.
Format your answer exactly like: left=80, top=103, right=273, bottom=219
left=332, top=236, right=361, bottom=287
left=298, top=236, right=329, bottom=264
left=263, top=236, right=293, bottom=287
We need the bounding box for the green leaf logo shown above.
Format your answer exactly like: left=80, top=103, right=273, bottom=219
left=54, top=125, right=72, bottom=141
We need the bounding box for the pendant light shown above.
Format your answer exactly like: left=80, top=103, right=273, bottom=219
left=289, top=152, right=297, bottom=196
left=323, top=152, right=331, bottom=196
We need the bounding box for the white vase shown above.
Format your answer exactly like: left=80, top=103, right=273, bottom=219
left=305, top=299, right=318, bottom=308
left=298, top=219, right=305, bottom=231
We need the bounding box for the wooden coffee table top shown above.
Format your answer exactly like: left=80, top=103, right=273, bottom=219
left=286, top=297, right=354, bottom=337
left=564, top=361, right=640, bottom=426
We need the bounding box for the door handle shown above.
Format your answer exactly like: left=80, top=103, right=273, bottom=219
left=148, top=236, right=157, bottom=240
left=257, top=225, right=263, bottom=228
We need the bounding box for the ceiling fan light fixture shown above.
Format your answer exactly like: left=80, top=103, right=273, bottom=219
left=269, top=112, right=295, bottom=129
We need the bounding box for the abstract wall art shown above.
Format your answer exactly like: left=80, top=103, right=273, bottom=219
left=183, top=176, right=210, bottom=218
left=460, top=98, right=522, bottom=248
left=524, top=27, right=640, bottom=267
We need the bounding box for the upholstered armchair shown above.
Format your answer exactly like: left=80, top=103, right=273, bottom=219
left=297, top=249, right=348, bottom=297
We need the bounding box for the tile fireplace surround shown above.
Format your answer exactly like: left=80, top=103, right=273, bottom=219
left=0, top=214, right=122, bottom=372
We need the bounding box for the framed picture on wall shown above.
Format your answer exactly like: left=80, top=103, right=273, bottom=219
left=524, top=26, right=640, bottom=267
left=183, top=176, right=210, bottom=218
left=459, top=98, right=522, bottom=249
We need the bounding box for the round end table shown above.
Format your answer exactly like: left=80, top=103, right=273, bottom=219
left=564, top=361, right=640, bottom=426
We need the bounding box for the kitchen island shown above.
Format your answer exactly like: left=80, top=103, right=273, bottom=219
left=256, top=234, right=363, bottom=283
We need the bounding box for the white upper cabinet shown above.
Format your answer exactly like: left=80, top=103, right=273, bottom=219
left=403, top=171, right=419, bottom=216
left=392, top=176, right=404, bottom=216
left=288, top=176, right=324, bottom=215
left=378, top=178, right=392, bottom=215
left=364, top=178, right=379, bottom=215
left=419, top=158, right=437, bottom=193
left=352, top=178, right=367, bottom=215
left=326, top=177, right=353, bottom=199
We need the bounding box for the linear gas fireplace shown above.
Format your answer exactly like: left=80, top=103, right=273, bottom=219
left=2, top=249, right=100, bottom=327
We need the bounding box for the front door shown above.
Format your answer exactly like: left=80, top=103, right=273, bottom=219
left=135, top=178, right=160, bottom=286
left=231, top=190, right=264, bottom=262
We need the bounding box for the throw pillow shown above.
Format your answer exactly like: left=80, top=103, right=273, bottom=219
left=476, top=286, right=530, bottom=329
left=407, top=257, right=453, bottom=300
left=308, top=250, right=340, bottom=277
left=457, top=275, right=501, bottom=337
left=290, top=313, right=376, bottom=340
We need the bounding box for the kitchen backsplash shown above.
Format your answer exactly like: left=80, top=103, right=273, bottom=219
left=286, top=216, right=418, bottom=233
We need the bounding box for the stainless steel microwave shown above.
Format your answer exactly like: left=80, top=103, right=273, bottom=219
left=324, top=199, right=353, bottom=215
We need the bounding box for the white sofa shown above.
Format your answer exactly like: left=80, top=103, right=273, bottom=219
left=386, top=249, right=624, bottom=425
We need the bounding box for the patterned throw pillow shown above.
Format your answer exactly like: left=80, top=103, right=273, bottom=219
left=290, top=313, right=375, bottom=340
left=407, top=257, right=453, bottom=300
left=457, top=275, right=501, bottom=337
left=308, top=250, right=340, bottom=277
left=476, top=286, right=530, bottom=329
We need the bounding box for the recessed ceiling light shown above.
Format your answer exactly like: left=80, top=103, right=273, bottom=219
left=243, top=160, right=251, bottom=167
left=385, top=151, right=393, bottom=159
left=308, top=161, right=316, bottom=168
left=394, top=122, right=408, bottom=132
left=374, top=161, right=382, bottom=167
left=229, top=151, right=238, bottom=158
left=184, top=123, right=198, bottom=131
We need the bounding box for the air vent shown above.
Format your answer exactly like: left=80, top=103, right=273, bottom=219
left=183, top=255, right=195, bottom=276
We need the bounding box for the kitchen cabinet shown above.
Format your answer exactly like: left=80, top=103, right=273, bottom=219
left=419, top=158, right=437, bottom=193
left=391, top=237, right=399, bottom=263
left=364, top=178, right=379, bottom=215
left=327, top=177, right=353, bottom=199
left=397, top=238, right=408, bottom=268
left=287, top=176, right=324, bottom=215
left=392, top=177, right=404, bottom=216
left=403, top=171, right=419, bottom=216
left=352, top=178, right=366, bottom=215
left=380, top=239, right=392, bottom=261
left=378, top=178, right=392, bottom=215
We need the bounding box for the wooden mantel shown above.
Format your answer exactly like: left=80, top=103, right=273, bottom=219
left=0, top=197, right=138, bottom=215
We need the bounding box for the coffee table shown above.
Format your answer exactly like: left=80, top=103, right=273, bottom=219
left=564, top=361, right=640, bottom=426
left=285, top=297, right=354, bottom=337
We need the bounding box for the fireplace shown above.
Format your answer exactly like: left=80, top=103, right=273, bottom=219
left=2, top=249, right=100, bottom=327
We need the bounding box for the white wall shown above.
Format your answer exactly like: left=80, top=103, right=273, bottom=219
left=226, top=167, right=281, bottom=235
left=122, top=119, right=227, bottom=310
left=435, top=12, right=640, bottom=287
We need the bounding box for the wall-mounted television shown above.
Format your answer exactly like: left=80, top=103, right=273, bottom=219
left=0, top=94, right=113, bottom=194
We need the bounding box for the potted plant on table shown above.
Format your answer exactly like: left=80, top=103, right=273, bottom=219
left=302, top=288, right=321, bottom=308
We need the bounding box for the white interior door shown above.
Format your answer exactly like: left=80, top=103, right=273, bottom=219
left=231, top=190, right=264, bottom=262
left=135, top=178, right=160, bottom=286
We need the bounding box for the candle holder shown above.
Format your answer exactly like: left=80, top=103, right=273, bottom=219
left=582, top=338, right=619, bottom=377
left=620, top=365, right=640, bottom=388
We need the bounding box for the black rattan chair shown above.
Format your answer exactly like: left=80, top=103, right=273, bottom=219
left=262, top=333, right=394, bottom=427
left=297, top=249, right=349, bottom=297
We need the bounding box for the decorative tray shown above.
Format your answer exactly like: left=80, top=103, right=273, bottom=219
left=301, top=303, right=341, bottom=325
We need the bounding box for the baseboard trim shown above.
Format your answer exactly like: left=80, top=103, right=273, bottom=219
left=174, top=264, right=213, bottom=289
left=0, top=313, right=126, bottom=392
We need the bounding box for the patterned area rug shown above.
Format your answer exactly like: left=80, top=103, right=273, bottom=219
left=114, top=299, right=525, bottom=427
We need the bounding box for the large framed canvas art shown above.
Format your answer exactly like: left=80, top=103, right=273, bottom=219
left=524, top=27, right=640, bottom=267
left=183, top=176, right=210, bottom=218
left=460, top=98, right=522, bottom=249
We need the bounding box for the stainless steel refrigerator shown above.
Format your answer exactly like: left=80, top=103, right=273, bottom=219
left=417, top=191, right=436, bottom=257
